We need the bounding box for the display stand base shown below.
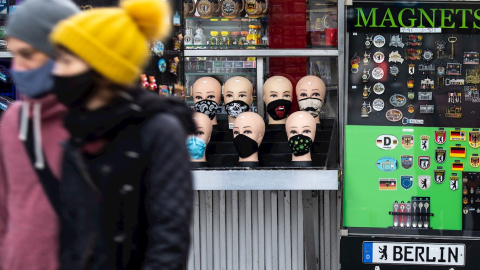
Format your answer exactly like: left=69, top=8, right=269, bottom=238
left=238, top=161, right=259, bottom=167
left=291, top=161, right=313, bottom=167
left=190, top=162, right=207, bottom=168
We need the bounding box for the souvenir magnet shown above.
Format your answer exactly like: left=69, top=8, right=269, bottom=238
left=446, top=63, right=462, bottom=75
left=435, top=129, right=446, bottom=144
left=373, top=82, right=385, bottom=95
left=452, top=160, right=464, bottom=171
left=385, top=109, right=403, bottom=122
left=464, top=52, right=479, bottom=64
left=450, top=145, right=466, bottom=158
left=373, top=35, right=385, bottom=48
left=402, top=118, right=424, bottom=125
left=450, top=174, right=459, bottom=191
left=420, top=135, right=429, bottom=151
left=418, top=175, right=431, bottom=190
left=418, top=92, right=432, bottom=101
left=407, top=35, right=423, bottom=46
left=401, top=135, right=414, bottom=150
left=448, top=36, right=457, bottom=59
left=401, top=176, right=413, bottom=190
left=418, top=156, right=431, bottom=170
left=389, top=35, right=404, bottom=48
left=376, top=135, right=398, bottom=150
left=436, top=39, right=446, bottom=59
left=350, top=52, right=361, bottom=73
left=363, top=52, right=371, bottom=65
left=362, top=85, right=371, bottom=99
left=158, top=58, right=167, bottom=73
left=433, top=167, right=445, bottom=184
left=435, top=148, right=446, bottom=163
left=151, top=41, right=165, bottom=57
left=468, top=130, right=480, bottom=148
left=420, top=78, right=434, bottom=90
left=445, top=105, right=462, bottom=118
left=376, top=156, right=398, bottom=172
left=423, top=49, right=433, bottom=61
left=401, top=155, right=413, bottom=169
left=407, top=77, right=414, bottom=88
left=372, top=67, right=384, bottom=80
left=407, top=91, right=415, bottom=100
left=361, top=68, right=370, bottom=83
left=408, top=63, right=415, bottom=75
left=420, top=105, right=434, bottom=114
left=373, top=51, right=385, bottom=63
left=379, top=178, right=397, bottom=190
left=471, top=154, right=480, bottom=168
left=389, top=94, right=406, bottom=107
left=450, top=129, right=466, bottom=141
left=445, top=78, right=464, bottom=86
left=389, top=51, right=404, bottom=64
left=407, top=104, right=414, bottom=113
left=448, top=92, right=462, bottom=103
left=365, top=35, right=372, bottom=49
left=372, top=99, right=384, bottom=111
left=419, top=63, right=435, bottom=75
left=466, top=69, right=480, bottom=84
left=360, top=101, right=372, bottom=117
left=389, top=65, right=399, bottom=76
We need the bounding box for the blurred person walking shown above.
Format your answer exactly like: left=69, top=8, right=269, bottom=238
left=0, top=1, right=79, bottom=270
left=49, top=0, right=195, bottom=269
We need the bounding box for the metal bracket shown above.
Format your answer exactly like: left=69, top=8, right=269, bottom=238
left=340, top=229, right=349, bottom=236
left=345, top=0, right=353, bottom=6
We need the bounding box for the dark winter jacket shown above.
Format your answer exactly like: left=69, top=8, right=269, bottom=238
left=59, top=89, right=195, bottom=270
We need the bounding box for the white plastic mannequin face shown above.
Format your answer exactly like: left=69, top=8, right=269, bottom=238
left=285, top=111, right=316, bottom=161
left=263, top=76, right=293, bottom=125
left=193, top=77, right=222, bottom=125
left=295, top=75, right=326, bottom=124
left=191, top=112, right=213, bottom=162
left=223, top=76, right=254, bottom=125
left=233, top=112, right=265, bottom=162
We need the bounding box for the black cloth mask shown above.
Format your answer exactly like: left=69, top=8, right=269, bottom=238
left=233, top=134, right=259, bottom=158
left=194, top=99, right=218, bottom=120
left=288, top=134, right=313, bottom=156
left=225, top=100, right=250, bottom=118
left=52, top=71, right=97, bottom=109
left=266, top=99, right=292, bottom=120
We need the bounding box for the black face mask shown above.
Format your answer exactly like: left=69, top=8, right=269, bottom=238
left=288, top=134, right=313, bottom=156
left=194, top=99, right=218, bottom=120
left=266, top=99, right=292, bottom=120
left=52, top=71, right=97, bottom=109
left=233, top=134, right=259, bottom=158
left=225, top=100, right=250, bottom=118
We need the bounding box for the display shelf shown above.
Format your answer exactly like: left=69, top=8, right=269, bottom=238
left=184, top=49, right=339, bottom=57
left=185, top=45, right=268, bottom=49
left=192, top=169, right=339, bottom=190
left=185, top=72, right=256, bottom=76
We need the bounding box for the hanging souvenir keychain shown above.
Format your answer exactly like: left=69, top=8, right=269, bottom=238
left=158, top=58, right=167, bottom=73
left=350, top=52, right=360, bottom=73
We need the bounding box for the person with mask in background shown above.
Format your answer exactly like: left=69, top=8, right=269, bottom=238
left=49, top=0, right=195, bottom=269
left=0, top=1, right=79, bottom=270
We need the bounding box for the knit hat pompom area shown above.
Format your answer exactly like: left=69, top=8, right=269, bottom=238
left=50, top=0, right=172, bottom=86
left=121, top=0, right=172, bottom=42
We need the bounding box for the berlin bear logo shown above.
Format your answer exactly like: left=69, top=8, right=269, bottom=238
left=379, top=245, right=387, bottom=260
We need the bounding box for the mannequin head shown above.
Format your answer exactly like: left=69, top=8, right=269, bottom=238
left=233, top=112, right=265, bottom=162
left=186, top=112, right=213, bottom=162
left=193, top=77, right=222, bottom=125
left=223, top=76, right=254, bottom=125
left=263, top=76, right=293, bottom=125
left=296, top=75, right=326, bottom=124
left=285, top=111, right=316, bottom=161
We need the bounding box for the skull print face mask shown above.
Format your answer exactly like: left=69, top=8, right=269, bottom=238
left=194, top=99, right=218, bottom=120
left=225, top=100, right=250, bottom=118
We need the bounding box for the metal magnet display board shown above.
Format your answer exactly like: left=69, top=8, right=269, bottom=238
left=343, top=1, right=480, bottom=233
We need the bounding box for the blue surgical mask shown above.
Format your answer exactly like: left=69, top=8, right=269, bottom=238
left=11, top=59, right=55, bottom=98
left=186, top=136, right=207, bottom=160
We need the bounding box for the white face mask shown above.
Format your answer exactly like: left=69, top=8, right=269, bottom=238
left=298, top=97, right=323, bottom=117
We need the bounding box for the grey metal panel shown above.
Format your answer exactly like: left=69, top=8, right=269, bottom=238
left=193, top=170, right=339, bottom=190
left=184, top=49, right=339, bottom=57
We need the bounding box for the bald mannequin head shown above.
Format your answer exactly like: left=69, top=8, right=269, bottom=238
left=296, top=75, right=326, bottom=124
left=223, top=76, right=254, bottom=124
left=193, top=77, right=222, bottom=125
left=285, top=111, right=316, bottom=161
left=263, top=76, right=293, bottom=125
left=233, top=112, right=265, bottom=162
left=187, top=112, right=213, bottom=162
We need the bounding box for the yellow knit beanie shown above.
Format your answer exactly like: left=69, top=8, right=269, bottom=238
left=50, top=0, right=171, bottom=86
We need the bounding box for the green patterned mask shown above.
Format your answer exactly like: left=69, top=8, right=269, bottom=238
left=288, top=134, right=313, bottom=156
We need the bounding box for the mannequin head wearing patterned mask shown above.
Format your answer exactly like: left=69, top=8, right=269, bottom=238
left=193, top=77, right=222, bottom=125
left=223, top=76, right=253, bottom=125
left=296, top=75, right=326, bottom=124
left=263, top=76, right=293, bottom=125
left=285, top=111, right=316, bottom=161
